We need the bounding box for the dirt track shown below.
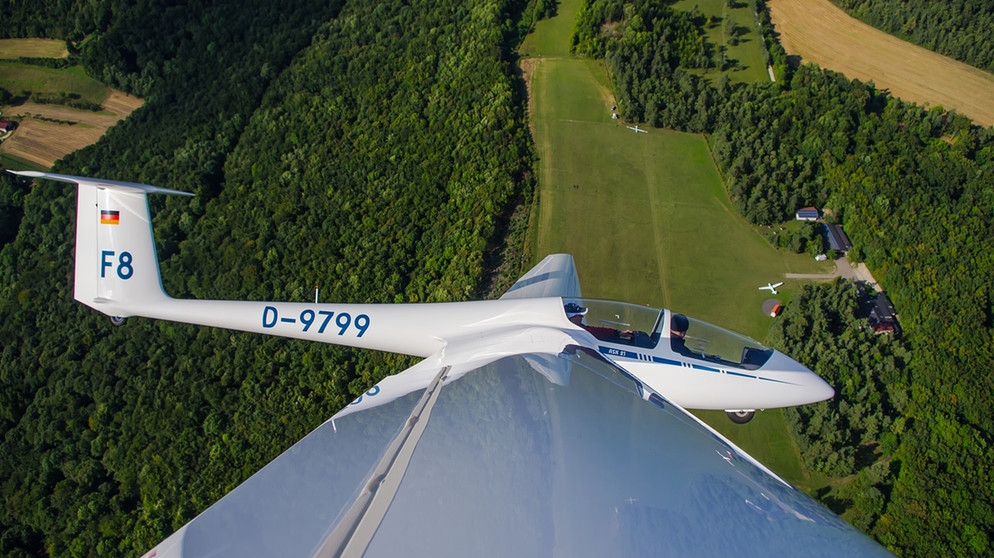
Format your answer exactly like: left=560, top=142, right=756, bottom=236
left=768, top=0, right=994, bottom=127
left=0, top=90, right=142, bottom=167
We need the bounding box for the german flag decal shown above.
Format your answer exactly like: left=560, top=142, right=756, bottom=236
left=100, top=210, right=120, bottom=225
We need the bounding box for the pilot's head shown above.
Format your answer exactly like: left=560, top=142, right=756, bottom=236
left=564, top=302, right=588, bottom=325
left=671, top=313, right=689, bottom=338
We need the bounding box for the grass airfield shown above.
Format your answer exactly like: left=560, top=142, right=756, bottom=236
left=520, top=0, right=832, bottom=489
left=527, top=56, right=828, bottom=340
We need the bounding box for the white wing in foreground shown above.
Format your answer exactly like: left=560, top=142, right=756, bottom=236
left=145, top=344, right=890, bottom=557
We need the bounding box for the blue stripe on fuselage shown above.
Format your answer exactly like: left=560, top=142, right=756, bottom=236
left=598, top=345, right=794, bottom=385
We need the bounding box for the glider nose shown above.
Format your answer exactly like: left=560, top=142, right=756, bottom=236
left=806, top=372, right=836, bottom=403
left=765, top=350, right=835, bottom=405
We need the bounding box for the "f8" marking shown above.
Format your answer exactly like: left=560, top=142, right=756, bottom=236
left=100, top=250, right=134, bottom=280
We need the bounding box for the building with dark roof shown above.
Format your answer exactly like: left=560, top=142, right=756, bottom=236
left=870, top=293, right=896, bottom=322
left=869, top=292, right=899, bottom=335
left=795, top=206, right=819, bottom=221
left=824, top=223, right=852, bottom=253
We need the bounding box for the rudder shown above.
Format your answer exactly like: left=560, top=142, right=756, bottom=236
left=11, top=171, right=192, bottom=318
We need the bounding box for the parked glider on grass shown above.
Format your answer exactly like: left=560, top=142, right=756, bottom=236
left=14, top=170, right=889, bottom=558
left=760, top=281, right=785, bottom=294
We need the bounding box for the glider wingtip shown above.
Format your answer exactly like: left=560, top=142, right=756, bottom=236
left=7, top=169, right=44, bottom=178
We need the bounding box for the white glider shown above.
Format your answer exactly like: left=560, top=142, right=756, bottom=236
left=13, top=171, right=890, bottom=558
left=760, top=281, right=785, bottom=294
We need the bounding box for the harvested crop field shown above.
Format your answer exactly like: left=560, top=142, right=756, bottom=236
left=768, top=0, right=994, bottom=127
left=0, top=38, right=67, bottom=59
left=0, top=90, right=142, bottom=167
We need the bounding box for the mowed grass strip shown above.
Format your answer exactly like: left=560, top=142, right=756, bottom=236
left=529, top=57, right=827, bottom=340
left=0, top=38, right=68, bottom=59
left=517, top=0, right=581, bottom=58
left=768, top=0, right=994, bottom=127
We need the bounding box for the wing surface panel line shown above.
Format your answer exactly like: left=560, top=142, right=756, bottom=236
left=313, top=365, right=450, bottom=558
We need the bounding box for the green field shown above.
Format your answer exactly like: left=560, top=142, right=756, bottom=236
left=0, top=63, right=108, bottom=105
left=0, top=152, right=47, bottom=171
left=521, top=0, right=832, bottom=489
left=518, top=0, right=580, bottom=58
left=519, top=0, right=770, bottom=84
left=674, top=0, right=772, bottom=84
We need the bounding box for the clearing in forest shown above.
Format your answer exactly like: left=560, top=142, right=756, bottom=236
left=768, top=0, right=994, bottom=127
left=526, top=57, right=826, bottom=343
left=672, top=0, right=770, bottom=84
left=0, top=61, right=142, bottom=168
left=523, top=53, right=825, bottom=486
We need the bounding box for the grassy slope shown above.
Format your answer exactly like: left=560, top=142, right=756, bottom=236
left=0, top=63, right=109, bottom=105
left=522, top=0, right=831, bottom=490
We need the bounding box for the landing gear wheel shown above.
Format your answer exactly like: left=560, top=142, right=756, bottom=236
left=726, top=410, right=755, bottom=424
left=109, top=316, right=127, bottom=327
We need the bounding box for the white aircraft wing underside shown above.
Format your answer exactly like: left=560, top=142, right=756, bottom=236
left=145, top=348, right=890, bottom=558
left=500, top=253, right=582, bottom=299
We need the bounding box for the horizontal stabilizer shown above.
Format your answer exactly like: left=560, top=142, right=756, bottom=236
left=501, top=254, right=582, bottom=299
left=9, top=170, right=194, bottom=197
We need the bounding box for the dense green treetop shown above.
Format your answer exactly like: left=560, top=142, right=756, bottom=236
left=769, top=281, right=908, bottom=533
left=0, top=0, right=537, bottom=555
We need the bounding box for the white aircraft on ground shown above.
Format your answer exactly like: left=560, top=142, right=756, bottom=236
left=625, top=124, right=647, bottom=133
left=760, top=281, right=785, bottom=294
left=14, top=170, right=891, bottom=558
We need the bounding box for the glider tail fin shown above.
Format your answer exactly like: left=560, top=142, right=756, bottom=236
left=11, top=171, right=193, bottom=318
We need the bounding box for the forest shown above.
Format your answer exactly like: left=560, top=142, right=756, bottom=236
left=1, top=0, right=993, bottom=556
left=830, top=0, right=994, bottom=73
left=769, top=281, right=909, bottom=532
left=0, top=0, right=540, bottom=555
left=573, top=0, right=994, bottom=555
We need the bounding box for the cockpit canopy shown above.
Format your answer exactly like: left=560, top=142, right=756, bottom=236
left=565, top=299, right=774, bottom=370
